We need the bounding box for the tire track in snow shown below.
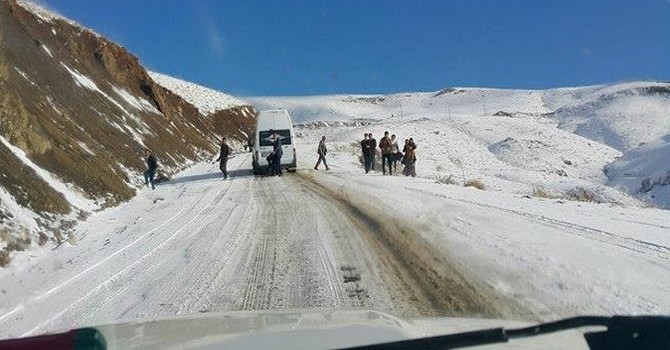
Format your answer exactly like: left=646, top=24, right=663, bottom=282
left=80, top=183, right=246, bottom=321
left=19, top=177, right=235, bottom=337
left=298, top=171, right=512, bottom=318
left=236, top=175, right=352, bottom=311
left=407, top=187, right=670, bottom=260
left=0, top=189, right=205, bottom=331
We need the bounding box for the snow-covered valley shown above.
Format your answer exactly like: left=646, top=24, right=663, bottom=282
left=1, top=124, right=669, bottom=338
left=2, top=61, right=670, bottom=333
left=2, top=66, right=670, bottom=340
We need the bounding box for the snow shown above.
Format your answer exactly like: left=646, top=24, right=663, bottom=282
left=294, top=129, right=670, bottom=317
left=250, top=87, right=554, bottom=124
left=0, top=186, right=40, bottom=235
left=13, top=67, right=36, bottom=86
left=253, top=81, right=670, bottom=207
left=148, top=71, right=246, bottom=115
left=551, top=83, right=670, bottom=151
left=1, top=77, right=669, bottom=339
left=607, top=135, right=670, bottom=207
left=77, top=141, right=95, bottom=156
left=0, top=136, right=96, bottom=211
left=16, top=0, right=59, bottom=23
left=60, top=63, right=100, bottom=92
left=41, top=45, right=53, bottom=58
left=293, top=115, right=636, bottom=206
left=16, top=0, right=102, bottom=37
left=45, top=96, right=61, bottom=114
left=0, top=148, right=668, bottom=338
left=60, top=63, right=161, bottom=124
left=111, top=85, right=161, bottom=115
left=125, top=125, right=146, bottom=148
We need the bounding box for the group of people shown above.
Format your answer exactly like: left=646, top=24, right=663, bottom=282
left=313, top=131, right=417, bottom=176
left=144, top=128, right=417, bottom=190
left=360, top=131, right=416, bottom=177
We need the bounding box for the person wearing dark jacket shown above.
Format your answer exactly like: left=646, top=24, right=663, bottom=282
left=368, top=133, right=377, bottom=171
left=314, top=136, right=330, bottom=170
left=378, top=131, right=393, bottom=175
left=361, top=133, right=370, bottom=173
left=270, top=130, right=283, bottom=176
left=215, top=137, right=231, bottom=179
left=144, top=149, right=158, bottom=190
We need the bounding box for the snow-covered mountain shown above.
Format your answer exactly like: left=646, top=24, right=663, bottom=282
left=251, top=81, right=670, bottom=208
left=148, top=71, right=246, bottom=116
left=0, top=0, right=254, bottom=259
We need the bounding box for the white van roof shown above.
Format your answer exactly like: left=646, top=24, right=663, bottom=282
left=256, top=109, right=293, bottom=131
left=258, top=109, right=290, bottom=116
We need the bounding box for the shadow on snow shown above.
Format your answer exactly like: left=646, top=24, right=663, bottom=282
left=165, top=168, right=255, bottom=186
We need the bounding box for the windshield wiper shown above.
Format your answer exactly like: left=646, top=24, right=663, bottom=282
left=341, top=315, right=670, bottom=350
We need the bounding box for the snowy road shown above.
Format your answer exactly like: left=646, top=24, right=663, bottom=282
left=2, top=146, right=669, bottom=340
left=0, top=154, right=504, bottom=339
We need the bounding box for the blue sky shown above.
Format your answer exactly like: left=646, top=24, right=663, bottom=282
left=40, top=0, right=670, bottom=96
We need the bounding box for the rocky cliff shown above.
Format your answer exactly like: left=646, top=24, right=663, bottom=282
left=0, top=0, right=254, bottom=255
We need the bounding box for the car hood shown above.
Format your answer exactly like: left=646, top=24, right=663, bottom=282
left=93, top=309, right=589, bottom=350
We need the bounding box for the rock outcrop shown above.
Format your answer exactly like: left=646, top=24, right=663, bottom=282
left=0, top=0, right=254, bottom=246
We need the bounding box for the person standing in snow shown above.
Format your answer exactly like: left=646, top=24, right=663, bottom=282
left=402, top=139, right=417, bottom=177
left=144, top=149, right=158, bottom=190
left=361, top=133, right=370, bottom=173
left=215, top=137, right=231, bottom=179
left=314, top=136, right=330, bottom=170
left=390, top=134, right=400, bottom=173
left=270, top=130, right=283, bottom=176
left=402, top=143, right=416, bottom=177
left=378, top=131, right=393, bottom=175
left=368, top=133, right=377, bottom=171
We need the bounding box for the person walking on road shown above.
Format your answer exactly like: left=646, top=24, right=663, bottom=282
left=361, top=133, right=370, bottom=173
left=379, top=131, right=393, bottom=175
left=270, top=130, right=283, bottom=176
left=368, top=133, right=377, bottom=171
left=215, top=137, right=231, bottom=179
left=390, top=134, right=400, bottom=173
left=144, top=149, right=158, bottom=190
left=314, top=136, right=330, bottom=170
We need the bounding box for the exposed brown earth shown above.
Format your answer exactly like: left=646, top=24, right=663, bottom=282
left=0, top=0, right=255, bottom=243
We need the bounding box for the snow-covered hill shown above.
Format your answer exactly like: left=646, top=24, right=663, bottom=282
left=551, top=84, right=670, bottom=151
left=149, top=71, right=246, bottom=115
left=606, top=136, right=670, bottom=207
left=253, top=81, right=670, bottom=208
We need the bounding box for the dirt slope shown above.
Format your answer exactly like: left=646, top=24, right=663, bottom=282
left=0, top=0, right=254, bottom=247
